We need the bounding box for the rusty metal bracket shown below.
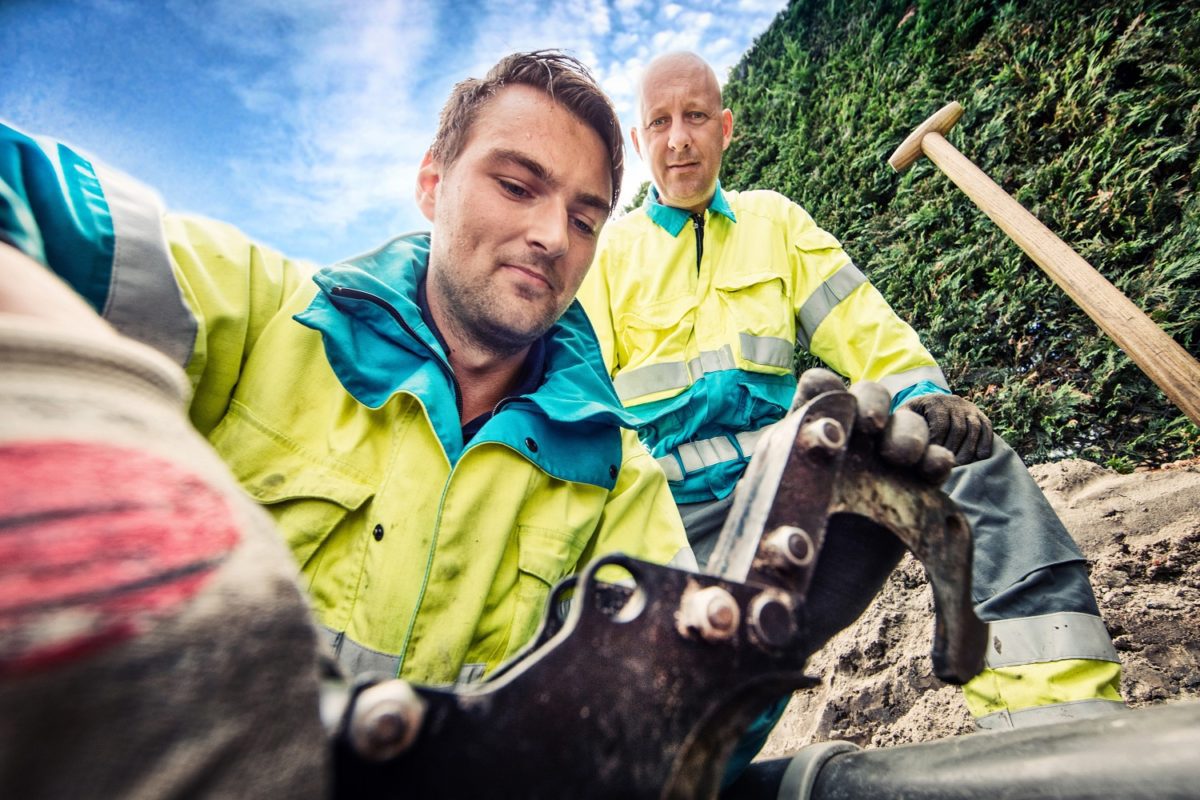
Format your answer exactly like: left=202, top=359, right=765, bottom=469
left=333, top=390, right=987, bottom=798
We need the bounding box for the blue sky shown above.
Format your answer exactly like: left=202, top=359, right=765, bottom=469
left=1, top=0, right=787, bottom=265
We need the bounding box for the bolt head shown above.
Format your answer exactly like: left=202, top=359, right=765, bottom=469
left=678, top=585, right=741, bottom=644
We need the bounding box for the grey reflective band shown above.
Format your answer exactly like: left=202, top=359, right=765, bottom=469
left=796, top=261, right=868, bottom=351
left=688, top=343, right=736, bottom=377
left=657, top=423, right=775, bottom=482
left=976, top=699, right=1128, bottom=730
left=94, top=162, right=198, bottom=368
left=614, top=337, right=789, bottom=403
left=324, top=627, right=402, bottom=677
left=984, top=611, right=1120, bottom=668
left=738, top=333, right=794, bottom=368
left=613, top=360, right=690, bottom=402
left=874, top=365, right=950, bottom=396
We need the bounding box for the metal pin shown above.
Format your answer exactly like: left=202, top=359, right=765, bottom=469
left=798, top=417, right=846, bottom=457
left=678, top=585, right=741, bottom=643
left=348, top=679, right=426, bottom=761
left=762, top=525, right=815, bottom=571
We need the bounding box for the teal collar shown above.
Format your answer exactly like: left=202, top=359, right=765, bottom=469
left=293, top=232, right=634, bottom=488
left=644, top=181, right=737, bottom=236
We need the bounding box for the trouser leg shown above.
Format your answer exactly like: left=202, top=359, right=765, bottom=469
left=943, top=434, right=1125, bottom=728
left=678, top=493, right=737, bottom=570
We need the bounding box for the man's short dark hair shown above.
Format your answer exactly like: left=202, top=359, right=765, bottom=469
left=430, top=50, right=624, bottom=213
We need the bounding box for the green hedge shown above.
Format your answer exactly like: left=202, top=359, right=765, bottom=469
left=722, top=0, right=1200, bottom=467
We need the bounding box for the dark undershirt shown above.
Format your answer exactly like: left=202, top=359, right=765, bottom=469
left=416, top=276, right=546, bottom=443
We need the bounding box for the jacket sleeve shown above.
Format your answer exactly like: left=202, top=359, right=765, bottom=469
left=576, top=229, right=620, bottom=376
left=784, top=199, right=950, bottom=405
left=579, top=429, right=696, bottom=571
left=0, top=121, right=317, bottom=435
left=161, top=215, right=316, bottom=434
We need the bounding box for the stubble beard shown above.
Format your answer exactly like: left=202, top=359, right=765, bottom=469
left=431, top=256, right=563, bottom=360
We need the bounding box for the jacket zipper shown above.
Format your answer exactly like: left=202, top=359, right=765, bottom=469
left=691, top=212, right=705, bottom=274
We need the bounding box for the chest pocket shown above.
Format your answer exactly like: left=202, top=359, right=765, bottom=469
left=613, top=295, right=696, bottom=373
left=208, top=403, right=375, bottom=571
left=506, top=524, right=589, bottom=660
left=714, top=272, right=795, bottom=366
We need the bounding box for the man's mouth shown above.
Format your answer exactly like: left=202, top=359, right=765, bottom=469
left=502, top=263, right=554, bottom=291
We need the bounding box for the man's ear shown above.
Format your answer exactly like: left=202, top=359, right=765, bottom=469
left=721, top=108, right=734, bottom=151
left=630, top=126, right=643, bottom=160
left=415, top=150, right=442, bottom=222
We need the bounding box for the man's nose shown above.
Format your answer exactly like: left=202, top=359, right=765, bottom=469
left=667, top=121, right=691, bottom=152
left=527, top=201, right=569, bottom=259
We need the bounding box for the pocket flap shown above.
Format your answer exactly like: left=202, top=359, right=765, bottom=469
left=210, top=404, right=374, bottom=510
left=517, top=525, right=588, bottom=585
left=616, top=295, right=696, bottom=331
left=714, top=270, right=785, bottom=293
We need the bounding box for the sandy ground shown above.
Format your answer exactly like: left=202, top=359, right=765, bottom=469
left=761, top=456, right=1200, bottom=754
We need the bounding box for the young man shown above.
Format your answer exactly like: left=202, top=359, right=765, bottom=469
left=0, top=50, right=692, bottom=688
left=579, top=51, right=1124, bottom=731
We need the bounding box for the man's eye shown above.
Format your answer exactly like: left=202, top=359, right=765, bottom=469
left=571, top=217, right=596, bottom=236
left=688, top=111, right=708, bottom=121
left=500, top=179, right=529, bottom=197
left=649, top=117, right=667, bottom=128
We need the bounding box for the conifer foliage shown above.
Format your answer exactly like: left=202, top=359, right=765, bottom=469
left=723, top=0, right=1200, bottom=467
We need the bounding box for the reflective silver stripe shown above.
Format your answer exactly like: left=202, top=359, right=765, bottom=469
left=738, top=333, right=794, bottom=368
left=687, top=343, right=737, bottom=377
left=659, top=454, right=685, bottom=482
left=985, top=612, right=1120, bottom=668
left=655, top=423, right=775, bottom=482
left=613, top=337, right=788, bottom=402
left=875, top=365, right=950, bottom=396
left=796, top=262, right=868, bottom=350
left=734, top=426, right=771, bottom=457
left=684, top=436, right=737, bottom=473
left=614, top=345, right=736, bottom=402
left=324, top=627, right=402, bottom=678
left=94, top=162, right=198, bottom=368
left=976, top=699, right=1127, bottom=730
left=613, top=361, right=690, bottom=402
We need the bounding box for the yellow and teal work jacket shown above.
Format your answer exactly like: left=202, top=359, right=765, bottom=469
left=0, top=122, right=691, bottom=686
left=580, top=184, right=950, bottom=504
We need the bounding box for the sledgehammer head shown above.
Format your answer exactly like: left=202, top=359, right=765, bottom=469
left=888, top=101, right=964, bottom=171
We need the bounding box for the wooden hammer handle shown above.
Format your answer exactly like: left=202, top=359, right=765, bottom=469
left=920, top=130, right=1200, bottom=427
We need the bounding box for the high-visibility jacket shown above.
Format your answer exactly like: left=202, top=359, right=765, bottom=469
left=0, top=122, right=691, bottom=686
left=580, top=185, right=949, bottom=503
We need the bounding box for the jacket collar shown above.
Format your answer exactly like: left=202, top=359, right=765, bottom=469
left=293, top=232, right=633, bottom=487
left=644, top=181, right=737, bottom=236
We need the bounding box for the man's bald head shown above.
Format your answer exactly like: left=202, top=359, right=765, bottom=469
left=632, top=51, right=733, bottom=213
left=637, top=52, right=723, bottom=124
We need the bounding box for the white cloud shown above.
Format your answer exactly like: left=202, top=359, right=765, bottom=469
left=166, top=0, right=436, bottom=239
left=164, top=0, right=788, bottom=246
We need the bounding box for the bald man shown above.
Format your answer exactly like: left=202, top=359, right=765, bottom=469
left=578, top=51, right=1125, bottom=746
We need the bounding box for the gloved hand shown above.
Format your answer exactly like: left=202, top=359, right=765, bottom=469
left=903, top=393, right=993, bottom=465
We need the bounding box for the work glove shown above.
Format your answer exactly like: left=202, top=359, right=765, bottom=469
left=903, top=393, right=993, bottom=465
left=793, top=368, right=954, bottom=482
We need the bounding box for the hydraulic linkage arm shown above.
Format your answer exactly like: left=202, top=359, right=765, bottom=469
left=329, top=378, right=988, bottom=799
